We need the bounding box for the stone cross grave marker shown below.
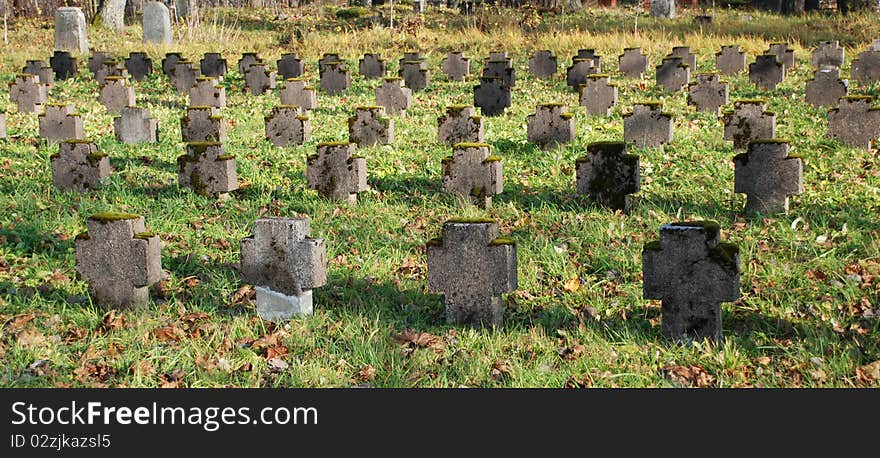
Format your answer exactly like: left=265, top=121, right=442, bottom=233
left=623, top=102, right=673, bottom=149
left=526, top=103, right=574, bottom=149
left=172, top=60, right=199, bottom=93
left=442, top=52, right=471, bottom=81
left=619, top=47, right=648, bottom=79
left=400, top=59, right=430, bottom=91
left=715, top=45, right=746, bottom=75
left=656, top=56, right=690, bottom=91
left=482, top=57, right=515, bottom=87
left=812, top=41, right=844, bottom=68
left=114, top=106, right=159, bottom=144
left=669, top=46, right=696, bottom=71
left=281, top=78, right=317, bottom=110
left=474, top=76, right=511, bottom=117
left=687, top=72, right=729, bottom=115
left=161, top=52, right=181, bottom=77
left=238, top=52, right=261, bottom=74
left=9, top=74, right=48, bottom=113
left=306, top=142, right=367, bottom=203
left=54, top=7, right=89, bottom=54
left=438, top=105, right=484, bottom=146
left=178, top=142, right=238, bottom=197
left=733, top=140, right=803, bottom=215
left=95, top=59, right=127, bottom=86
left=575, top=141, right=639, bottom=211
left=528, top=50, right=557, bottom=79
left=75, top=213, right=162, bottom=309
left=851, top=49, right=880, bottom=86
left=566, top=58, right=598, bottom=92
left=827, top=95, right=880, bottom=149
left=441, top=143, right=503, bottom=208
left=88, top=51, right=110, bottom=76
left=643, top=222, right=740, bottom=343
left=124, top=52, right=152, bottom=82
left=276, top=53, right=303, bottom=80
left=318, top=53, right=343, bottom=75
left=181, top=106, right=226, bottom=143
left=575, top=49, right=603, bottom=71
left=348, top=106, right=394, bottom=146
left=99, top=76, right=135, bottom=114
left=766, top=43, right=795, bottom=71
left=426, top=219, right=517, bottom=327
left=722, top=99, right=776, bottom=149
left=244, top=62, right=276, bottom=96
left=200, top=52, right=228, bottom=78
left=50, top=51, right=78, bottom=80
left=375, top=77, right=412, bottom=117
left=749, top=54, right=785, bottom=90
left=241, top=217, right=328, bottom=320
left=579, top=74, right=618, bottom=116
left=189, top=77, right=227, bottom=108
left=359, top=53, right=386, bottom=79
left=805, top=66, right=847, bottom=107
left=265, top=105, right=311, bottom=147
left=39, top=104, right=84, bottom=143
left=22, top=60, right=54, bottom=86
left=51, top=140, right=111, bottom=191
left=143, top=2, right=172, bottom=45
left=319, top=62, right=351, bottom=95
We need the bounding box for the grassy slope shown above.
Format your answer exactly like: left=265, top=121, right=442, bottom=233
left=1, top=7, right=879, bottom=387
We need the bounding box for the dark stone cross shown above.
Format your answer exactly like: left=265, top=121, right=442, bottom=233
left=427, top=219, right=517, bottom=327
left=851, top=49, right=880, bottom=86
left=442, top=52, right=471, bottom=81
left=473, top=76, right=511, bottom=117
left=437, top=105, right=484, bottom=146
left=306, top=142, right=367, bottom=203
left=200, top=52, right=228, bottom=78
left=161, top=52, right=182, bottom=77
left=812, top=41, right=844, bottom=68
left=441, top=143, right=503, bottom=208
left=655, top=56, right=690, bottom=92
left=734, top=140, right=803, bottom=214
left=715, top=45, right=746, bottom=75
left=749, top=54, right=785, bottom=90
left=124, top=52, right=153, bottom=82
left=177, top=142, right=239, bottom=197
left=618, top=47, right=648, bottom=79
left=827, top=95, right=880, bottom=149
left=623, top=102, right=673, bottom=149
left=575, top=141, right=640, bottom=211
left=722, top=100, right=776, bottom=149
left=642, top=222, right=740, bottom=343
left=50, top=51, right=78, bottom=80
left=359, top=53, right=386, bottom=79
left=528, top=50, right=557, bottom=80
left=277, top=53, right=303, bottom=80
left=237, top=52, right=261, bottom=74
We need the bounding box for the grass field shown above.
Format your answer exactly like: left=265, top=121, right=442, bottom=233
left=1, top=6, right=880, bottom=387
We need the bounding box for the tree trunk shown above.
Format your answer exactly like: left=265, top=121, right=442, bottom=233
left=100, top=0, right=126, bottom=30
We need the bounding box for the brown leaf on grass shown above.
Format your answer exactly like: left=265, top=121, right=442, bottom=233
left=152, top=280, right=171, bottom=300
left=74, top=361, right=117, bottom=386
left=557, top=343, right=586, bottom=361
left=229, top=285, right=255, bottom=307
left=159, top=369, right=185, bottom=388
left=131, top=360, right=156, bottom=376
left=490, top=360, right=514, bottom=381
left=755, top=356, right=772, bottom=366
left=563, top=276, right=581, bottom=293
left=237, top=362, right=253, bottom=373
left=564, top=373, right=592, bottom=388
left=267, top=357, right=289, bottom=373
left=855, top=360, right=880, bottom=386
left=17, top=328, right=47, bottom=350
left=97, top=310, right=126, bottom=334
left=64, top=326, right=88, bottom=343
left=195, top=355, right=217, bottom=372
left=4, top=312, right=36, bottom=333
left=152, top=326, right=186, bottom=342
left=353, top=365, right=377, bottom=383
left=661, top=364, right=715, bottom=388
left=805, top=269, right=828, bottom=281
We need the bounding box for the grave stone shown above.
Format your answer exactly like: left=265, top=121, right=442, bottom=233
left=579, top=74, right=617, bottom=116
left=623, top=102, right=673, bottom=148
left=526, top=103, right=575, bottom=149
left=669, top=46, right=696, bottom=71
left=482, top=58, right=515, bottom=87
left=22, top=60, right=54, bottom=86
left=305, top=142, right=367, bottom=203
left=238, top=53, right=261, bottom=74
left=178, top=142, right=238, bottom=197
left=575, top=141, right=639, bottom=211
left=749, top=54, right=785, bottom=90
left=114, top=106, right=159, bottom=144
left=426, top=219, right=517, bottom=327
left=240, top=218, right=328, bottom=320
left=650, top=0, right=675, bottom=18
left=50, top=51, right=78, bottom=80
left=124, top=52, right=153, bottom=82
left=94, top=59, right=127, bottom=86
left=281, top=78, right=317, bottom=110
left=75, top=213, right=162, bottom=309
left=244, top=63, right=277, bottom=96
left=200, top=52, right=228, bottom=78
left=319, top=62, right=351, bottom=95
left=441, top=143, right=503, bottom=208
left=851, top=49, right=880, bottom=86
left=375, top=77, right=412, bottom=117
left=643, top=222, right=740, bottom=343
left=161, top=52, right=182, bottom=77
left=805, top=66, right=848, bottom=107
left=276, top=53, right=304, bottom=80
left=655, top=56, right=690, bottom=91
left=722, top=100, right=776, bottom=149
left=686, top=72, right=729, bottom=115
left=143, top=2, right=172, bottom=45
left=442, top=52, right=471, bottom=81
left=398, top=52, right=425, bottom=69
left=88, top=51, right=110, bottom=76
left=399, top=60, right=430, bottom=91
left=9, top=74, right=48, bottom=113
left=619, top=47, right=648, bottom=79
left=54, top=7, right=89, bottom=54
left=265, top=105, right=311, bottom=147
left=715, top=45, right=747, bottom=75
left=827, top=95, right=880, bottom=149
left=318, top=53, right=343, bottom=75
left=473, top=76, right=511, bottom=117
left=99, top=76, right=136, bottom=114
left=359, top=53, right=386, bottom=79
left=438, top=105, right=485, bottom=146
left=189, top=77, right=226, bottom=108
left=528, top=50, right=557, bottom=79
left=38, top=104, right=84, bottom=143
left=812, top=40, right=844, bottom=68
left=50, top=140, right=110, bottom=191
left=575, top=49, right=603, bottom=71
left=172, top=60, right=199, bottom=93
left=734, top=140, right=803, bottom=214
left=348, top=106, right=394, bottom=147
left=766, top=43, right=795, bottom=70
left=181, top=106, right=226, bottom=143
left=566, top=58, right=598, bottom=92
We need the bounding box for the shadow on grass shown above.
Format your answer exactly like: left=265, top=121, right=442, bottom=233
left=0, top=221, right=74, bottom=257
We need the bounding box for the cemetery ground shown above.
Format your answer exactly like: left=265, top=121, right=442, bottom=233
left=2, top=7, right=880, bottom=388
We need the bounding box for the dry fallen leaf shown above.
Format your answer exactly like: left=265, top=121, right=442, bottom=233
left=563, top=276, right=581, bottom=293
left=557, top=343, right=586, bottom=361
left=353, top=365, right=377, bottom=383
left=856, top=360, right=880, bottom=385
left=98, top=310, right=126, bottom=334
left=394, top=329, right=445, bottom=353
left=152, top=326, right=186, bottom=342
left=661, top=364, right=715, bottom=388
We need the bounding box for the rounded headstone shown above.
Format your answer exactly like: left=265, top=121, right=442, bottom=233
left=54, top=7, right=89, bottom=54
left=143, top=2, right=173, bottom=45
